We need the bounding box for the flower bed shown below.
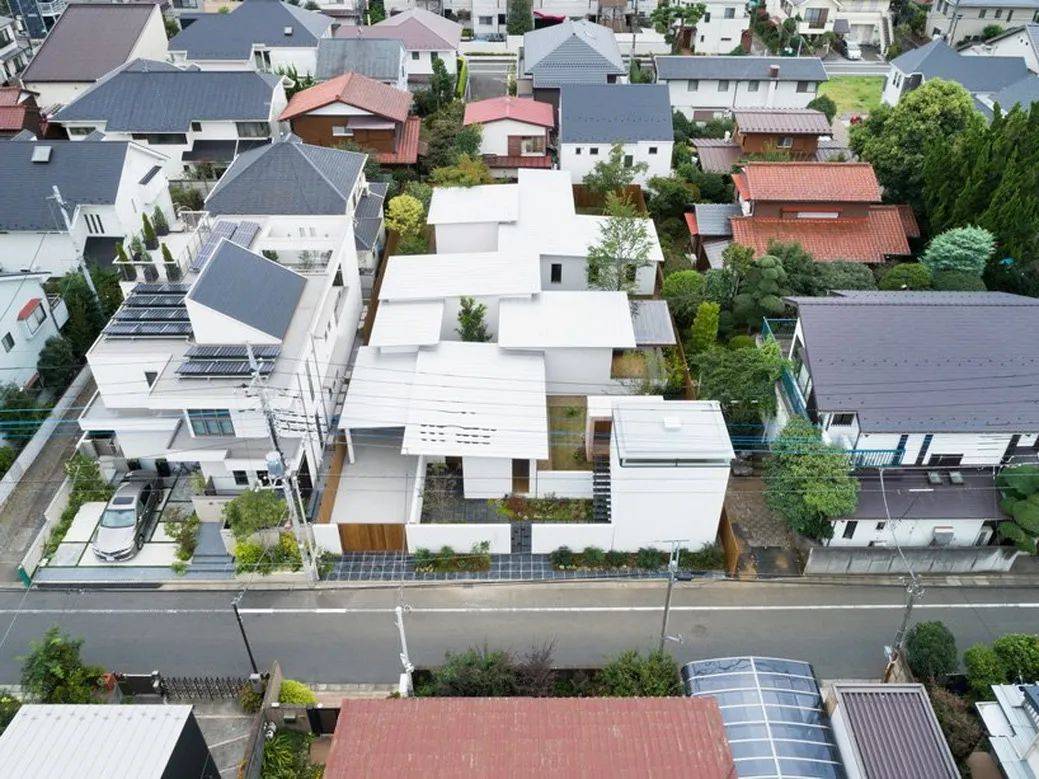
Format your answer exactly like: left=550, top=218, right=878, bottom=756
left=549, top=543, right=725, bottom=572
left=490, top=494, right=594, bottom=522
left=413, top=542, right=492, bottom=573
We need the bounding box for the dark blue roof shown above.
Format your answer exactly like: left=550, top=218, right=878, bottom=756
left=892, top=40, right=1029, bottom=93
left=559, top=84, right=672, bottom=143
left=169, top=0, right=331, bottom=60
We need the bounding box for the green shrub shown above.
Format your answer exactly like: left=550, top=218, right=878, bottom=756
left=0, top=694, right=20, bottom=736
left=239, top=683, right=263, bottom=714
left=815, top=261, right=877, bottom=291
left=728, top=334, right=756, bottom=350
left=44, top=454, right=114, bottom=557
left=167, top=511, right=200, bottom=561
left=906, top=621, right=958, bottom=681
left=679, top=542, right=726, bottom=570
left=170, top=560, right=188, bottom=576
left=964, top=644, right=1007, bottom=699
left=223, top=489, right=286, bottom=541
left=421, top=648, right=519, bottom=697
left=278, top=679, right=317, bottom=705
left=992, top=633, right=1039, bottom=681
left=550, top=546, right=575, bottom=569
left=234, top=533, right=300, bottom=575
left=635, top=547, right=663, bottom=570
left=581, top=547, right=606, bottom=568
left=21, top=627, right=105, bottom=703
left=880, top=263, right=932, bottom=290
left=604, top=550, right=628, bottom=568
left=662, top=270, right=707, bottom=328
left=595, top=650, right=680, bottom=696
left=262, top=730, right=316, bottom=779
left=927, top=686, right=982, bottom=762
left=932, top=270, right=986, bottom=291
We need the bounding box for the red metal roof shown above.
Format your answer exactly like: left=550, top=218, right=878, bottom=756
left=733, top=108, right=831, bottom=135
left=737, top=162, right=882, bottom=203
left=16, top=298, right=41, bottom=321
left=324, top=697, right=737, bottom=779
left=730, top=206, right=911, bottom=263
left=280, top=72, right=411, bottom=123
left=483, top=154, right=553, bottom=169
left=463, top=96, right=555, bottom=129
left=0, top=87, right=23, bottom=107
left=375, top=115, right=421, bottom=165
left=685, top=211, right=699, bottom=236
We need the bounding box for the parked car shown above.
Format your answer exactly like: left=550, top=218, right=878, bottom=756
left=92, top=471, right=161, bottom=562
left=845, top=40, right=862, bottom=60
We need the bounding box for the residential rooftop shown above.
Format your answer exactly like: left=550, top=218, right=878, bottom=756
left=614, top=399, right=734, bottom=462
left=315, top=38, right=405, bottom=82
left=733, top=108, right=832, bottom=135
left=522, top=19, right=625, bottom=87
left=735, top=162, right=882, bottom=203
left=891, top=39, right=1030, bottom=93
left=333, top=8, right=461, bottom=51
left=976, top=683, right=1039, bottom=778
left=849, top=467, right=1002, bottom=522
left=559, top=84, right=672, bottom=143
left=168, top=0, right=331, bottom=60
left=463, top=96, right=555, bottom=128
left=655, top=55, right=828, bottom=82
left=498, top=291, right=636, bottom=349
left=378, top=251, right=541, bottom=301
left=279, top=71, right=411, bottom=123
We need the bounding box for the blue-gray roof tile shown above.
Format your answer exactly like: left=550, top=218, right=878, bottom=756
left=655, top=55, right=828, bottom=82
left=559, top=84, right=672, bottom=143
left=169, top=0, right=330, bottom=60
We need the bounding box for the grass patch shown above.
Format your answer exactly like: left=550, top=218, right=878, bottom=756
left=818, top=76, right=884, bottom=116
left=544, top=396, right=589, bottom=471
left=611, top=350, right=647, bottom=379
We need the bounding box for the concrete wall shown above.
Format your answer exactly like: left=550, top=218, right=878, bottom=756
left=406, top=522, right=511, bottom=553
left=531, top=522, right=614, bottom=553
left=559, top=140, right=673, bottom=185
left=312, top=523, right=342, bottom=553
left=406, top=49, right=457, bottom=80
left=828, top=517, right=988, bottom=548
left=539, top=254, right=657, bottom=297
left=462, top=455, right=513, bottom=499
left=542, top=347, right=615, bottom=395
left=804, top=545, right=1021, bottom=574
left=534, top=470, right=593, bottom=499
left=433, top=222, right=499, bottom=253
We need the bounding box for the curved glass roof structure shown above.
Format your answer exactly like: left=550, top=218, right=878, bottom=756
left=682, top=656, right=845, bottom=779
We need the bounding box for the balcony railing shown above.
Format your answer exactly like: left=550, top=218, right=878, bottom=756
left=37, top=0, right=67, bottom=16
left=779, top=369, right=808, bottom=418
left=848, top=449, right=905, bottom=468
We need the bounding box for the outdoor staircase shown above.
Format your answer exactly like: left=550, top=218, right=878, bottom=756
left=880, top=15, right=893, bottom=53
left=592, top=457, right=612, bottom=523
left=187, top=552, right=233, bottom=576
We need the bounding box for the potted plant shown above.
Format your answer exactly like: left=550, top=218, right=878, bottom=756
left=160, top=243, right=181, bottom=281
left=152, top=205, right=169, bottom=237
left=141, top=213, right=158, bottom=250
left=130, top=235, right=147, bottom=261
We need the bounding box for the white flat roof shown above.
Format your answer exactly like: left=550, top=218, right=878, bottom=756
left=378, top=251, right=542, bottom=300
left=339, top=346, right=417, bottom=429
left=368, top=300, right=444, bottom=348
left=612, top=399, right=735, bottom=462
left=426, top=183, right=519, bottom=225
left=498, top=291, right=636, bottom=349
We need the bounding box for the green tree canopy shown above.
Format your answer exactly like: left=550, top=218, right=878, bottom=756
left=595, top=650, right=681, bottom=696
left=764, top=417, right=859, bottom=539
left=688, top=301, right=720, bottom=355
left=905, top=621, right=958, bottom=681
left=223, top=490, right=287, bottom=541
left=646, top=175, right=700, bottom=223
left=586, top=193, right=653, bottom=293
left=506, top=0, right=533, bottom=34
left=582, top=144, right=648, bottom=200
left=36, top=336, right=77, bottom=390
left=932, top=270, right=987, bottom=291
left=430, top=154, right=495, bottom=187
left=964, top=643, right=1007, bottom=699
left=732, top=254, right=790, bottom=329
left=806, top=94, right=837, bottom=123
left=456, top=296, right=491, bottom=342
left=385, top=193, right=425, bottom=238
left=995, top=464, right=1039, bottom=552
left=650, top=1, right=706, bottom=52
left=992, top=633, right=1039, bottom=682
left=921, top=225, right=995, bottom=276
left=696, top=339, right=785, bottom=424
left=21, top=627, right=105, bottom=703
left=661, top=270, right=706, bottom=328
left=815, top=261, right=877, bottom=292
left=879, top=262, right=932, bottom=290
left=769, top=240, right=819, bottom=296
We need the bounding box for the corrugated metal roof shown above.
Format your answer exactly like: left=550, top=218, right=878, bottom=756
left=693, top=203, right=740, bottom=237
left=498, top=291, right=636, bottom=349
left=187, top=240, right=306, bottom=339
left=789, top=291, right=1039, bottom=433
left=733, top=108, right=831, bottom=135
left=21, top=4, right=157, bottom=83
left=631, top=299, right=677, bottom=345
left=656, top=55, right=828, bottom=82
left=833, top=684, right=958, bottom=779
left=0, top=704, right=193, bottom=778
left=316, top=38, right=405, bottom=81
left=53, top=60, right=279, bottom=132
left=379, top=251, right=541, bottom=301
left=559, top=84, right=672, bottom=142
left=169, top=0, right=331, bottom=60
left=692, top=139, right=741, bottom=173
left=0, top=138, right=129, bottom=231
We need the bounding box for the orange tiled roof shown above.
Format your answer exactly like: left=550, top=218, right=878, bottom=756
left=684, top=211, right=699, bottom=236
left=464, top=96, right=554, bottom=128
left=737, top=162, right=882, bottom=203
left=730, top=206, right=911, bottom=263
left=280, top=72, right=411, bottom=123
left=375, top=115, right=420, bottom=165
left=898, top=204, right=921, bottom=238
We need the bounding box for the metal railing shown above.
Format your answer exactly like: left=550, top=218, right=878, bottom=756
left=848, top=449, right=905, bottom=468
left=37, top=0, right=67, bottom=16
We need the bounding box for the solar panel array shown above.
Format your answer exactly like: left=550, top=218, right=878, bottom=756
left=104, top=285, right=193, bottom=339
left=189, top=220, right=261, bottom=273
left=175, top=344, right=281, bottom=378
left=683, top=657, right=846, bottom=779
left=185, top=345, right=281, bottom=360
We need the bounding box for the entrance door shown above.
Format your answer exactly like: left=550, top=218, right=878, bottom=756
left=511, top=522, right=532, bottom=554
left=512, top=459, right=530, bottom=493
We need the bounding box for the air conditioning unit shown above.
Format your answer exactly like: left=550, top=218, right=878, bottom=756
left=931, top=527, right=954, bottom=547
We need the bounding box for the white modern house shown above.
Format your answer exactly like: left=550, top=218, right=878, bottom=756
left=462, top=96, right=555, bottom=178
left=926, top=0, right=1039, bottom=43
left=51, top=60, right=287, bottom=177
left=0, top=135, right=174, bottom=278
left=78, top=140, right=373, bottom=504
left=976, top=683, right=1039, bottom=778
left=558, top=84, right=673, bottom=185
left=19, top=3, right=168, bottom=111
left=656, top=55, right=829, bottom=119
left=426, top=169, right=665, bottom=296
left=0, top=272, right=70, bottom=391
left=691, top=0, right=752, bottom=54
left=769, top=291, right=1039, bottom=548
left=168, top=0, right=333, bottom=75
left=965, top=23, right=1039, bottom=72
left=765, top=0, right=894, bottom=50
left=0, top=15, right=30, bottom=80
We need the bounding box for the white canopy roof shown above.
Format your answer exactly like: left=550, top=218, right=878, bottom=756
left=339, top=347, right=417, bottom=429
left=498, top=291, right=636, bottom=349
left=378, top=251, right=541, bottom=301
left=426, top=183, right=519, bottom=225
left=368, top=300, right=444, bottom=348
left=612, top=399, right=735, bottom=463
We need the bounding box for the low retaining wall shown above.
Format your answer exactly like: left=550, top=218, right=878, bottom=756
left=17, top=475, right=74, bottom=585
left=535, top=470, right=593, bottom=499
left=406, top=522, right=511, bottom=554
left=805, top=545, right=1021, bottom=575
left=531, top=523, right=614, bottom=554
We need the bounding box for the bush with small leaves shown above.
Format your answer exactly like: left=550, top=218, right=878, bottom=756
left=932, top=270, right=986, bottom=291
left=278, top=679, right=317, bottom=705
left=595, top=650, right=681, bottom=696
left=605, top=550, right=628, bottom=568
left=238, top=683, right=263, bottom=713
left=927, top=686, right=982, bottom=762
left=662, top=270, right=706, bottom=329
left=880, top=262, right=932, bottom=290
left=728, top=334, right=756, bottom=350
left=581, top=547, right=605, bottom=568
left=964, top=643, right=1007, bottom=699
left=635, top=547, right=663, bottom=570
left=991, top=633, right=1039, bottom=682
left=549, top=546, right=575, bottom=569
left=906, top=621, right=957, bottom=681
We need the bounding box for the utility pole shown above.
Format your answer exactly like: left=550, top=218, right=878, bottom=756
left=658, top=540, right=691, bottom=652
left=232, top=593, right=259, bottom=675
left=247, top=344, right=319, bottom=583
left=395, top=604, right=415, bottom=695
left=884, top=576, right=924, bottom=681
left=49, top=185, right=100, bottom=300
left=947, top=0, right=963, bottom=42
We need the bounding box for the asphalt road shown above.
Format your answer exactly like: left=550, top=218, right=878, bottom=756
left=0, top=581, right=1035, bottom=684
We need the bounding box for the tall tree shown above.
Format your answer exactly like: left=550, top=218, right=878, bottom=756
left=506, top=0, right=532, bottom=35
left=456, top=297, right=492, bottom=342
left=696, top=339, right=785, bottom=424
left=582, top=144, right=648, bottom=202
left=586, top=193, right=653, bottom=293
left=650, top=0, right=706, bottom=52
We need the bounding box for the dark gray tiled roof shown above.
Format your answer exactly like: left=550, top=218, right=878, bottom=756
left=0, top=139, right=129, bottom=231
left=187, top=240, right=305, bottom=339
left=316, top=38, right=405, bottom=81
left=205, top=136, right=365, bottom=216
left=789, top=291, right=1039, bottom=433
left=655, top=55, right=828, bottom=82
left=693, top=203, right=740, bottom=237
left=559, top=84, right=672, bottom=142
left=522, top=20, right=624, bottom=87
left=892, top=40, right=1029, bottom=92
left=21, top=4, right=156, bottom=83
left=169, top=0, right=330, bottom=60
left=850, top=468, right=1003, bottom=521
left=354, top=182, right=387, bottom=250
left=53, top=60, right=279, bottom=132
left=977, top=73, right=1039, bottom=117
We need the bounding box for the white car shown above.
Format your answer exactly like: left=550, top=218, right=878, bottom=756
left=845, top=40, right=862, bottom=60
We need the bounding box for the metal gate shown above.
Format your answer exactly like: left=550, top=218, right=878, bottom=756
left=511, top=522, right=531, bottom=554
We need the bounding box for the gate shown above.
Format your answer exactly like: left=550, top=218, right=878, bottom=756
left=306, top=706, right=340, bottom=735
left=511, top=522, right=532, bottom=554
left=338, top=523, right=405, bottom=551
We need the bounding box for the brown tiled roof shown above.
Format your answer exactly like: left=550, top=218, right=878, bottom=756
left=898, top=204, right=921, bottom=238
left=324, top=697, right=737, bottom=779
left=483, top=154, right=553, bottom=169
left=375, top=115, right=420, bottom=164
left=733, top=108, right=831, bottom=135
left=280, top=71, right=411, bottom=123
left=464, top=96, right=554, bottom=128
left=692, top=138, right=740, bottom=173
left=738, top=162, right=882, bottom=203
left=731, top=206, right=911, bottom=263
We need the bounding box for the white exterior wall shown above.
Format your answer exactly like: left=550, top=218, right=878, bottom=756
left=438, top=294, right=503, bottom=341
left=965, top=29, right=1039, bottom=72
left=478, top=117, right=551, bottom=157
left=695, top=0, right=752, bottom=54
left=406, top=49, right=457, bottom=80
left=0, top=233, right=81, bottom=277
left=530, top=522, right=615, bottom=553
left=828, top=517, right=988, bottom=548
left=127, top=6, right=171, bottom=62
left=0, top=279, right=63, bottom=389
left=406, top=522, right=512, bottom=553
left=24, top=82, right=95, bottom=112
left=462, top=455, right=514, bottom=498
left=534, top=470, right=593, bottom=498
left=539, top=254, right=656, bottom=296
left=851, top=431, right=1023, bottom=467
left=665, top=77, right=820, bottom=117
left=559, top=140, right=673, bottom=185
left=881, top=64, right=908, bottom=105
left=541, top=347, right=615, bottom=395
left=926, top=3, right=1037, bottom=41
left=432, top=221, right=499, bottom=253
left=472, top=0, right=507, bottom=36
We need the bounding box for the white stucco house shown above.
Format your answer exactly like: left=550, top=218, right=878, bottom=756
left=558, top=84, right=673, bottom=185
left=168, top=0, right=333, bottom=75
left=0, top=135, right=174, bottom=278
left=51, top=60, right=288, bottom=177
left=0, top=272, right=69, bottom=392
left=656, top=55, right=829, bottom=119
left=766, top=0, right=894, bottom=50
left=19, top=3, right=168, bottom=111
left=692, top=0, right=753, bottom=54
left=462, top=96, right=555, bottom=179
left=964, top=23, right=1039, bottom=72
left=0, top=15, right=30, bottom=81
left=769, top=291, right=1039, bottom=549
left=926, top=0, right=1039, bottom=43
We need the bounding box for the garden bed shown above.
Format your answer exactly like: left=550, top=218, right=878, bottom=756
left=549, top=543, right=725, bottom=572
left=490, top=495, right=594, bottom=522
left=413, top=542, right=491, bottom=573
left=543, top=396, right=590, bottom=471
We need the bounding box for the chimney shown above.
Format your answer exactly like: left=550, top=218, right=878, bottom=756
left=769, top=64, right=780, bottom=78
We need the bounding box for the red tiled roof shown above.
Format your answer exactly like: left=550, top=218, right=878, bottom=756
left=898, top=204, right=921, bottom=238
left=0, top=87, right=23, bottom=107
left=483, top=154, right=553, bottom=169
left=463, top=96, right=554, bottom=128
left=0, top=107, right=30, bottom=133
left=324, top=697, right=737, bottom=779
left=730, top=206, right=911, bottom=263
left=738, top=162, right=882, bottom=203
left=375, top=115, right=421, bottom=165
left=16, top=298, right=41, bottom=321
left=279, top=72, right=411, bottom=123
left=685, top=211, right=699, bottom=236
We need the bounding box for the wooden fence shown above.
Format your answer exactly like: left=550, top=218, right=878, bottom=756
left=360, top=230, right=400, bottom=344
left=718, top=508, right=741, bottom=577
left=571, top=184, right=648, bottom=214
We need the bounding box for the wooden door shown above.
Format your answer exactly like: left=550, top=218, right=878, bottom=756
left=512, top=459, right=530, bottom=493
left=337, top=523, right=405, bottom=552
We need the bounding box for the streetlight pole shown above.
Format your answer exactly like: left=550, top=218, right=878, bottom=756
left=658, top=540, right=690, bottom=653
left=884, top=576, right=924, bottom=681
left=232, top=594, right=259, bottom=675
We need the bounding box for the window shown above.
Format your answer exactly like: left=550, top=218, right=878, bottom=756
left=994, top=8, right=1002, bottom=17
left=520, top=135, right=545, bottom=154
left=550, top=263, right=562, bottom=283
left=144, top=371, right=157, bottom=387
left=84, top=213, right=105, bottom=234
left=724, top=6, right=736, bottom=17
left=575, top=147, right=582, bottom=155
left=131, top=133, right=188, bottom=145
left=0, top=333, right=11, bottom=352
left=235, top=122, right=269, bottom=138
left=978, top=8, right=986, bottom=17
left=876, top=522, right=886, bottom=531
left=914, top=433, right=934, bottom=465
left=842, top=521, right=857, bottom=539
left=233, top=470, right=249, bottom=486
left=187, top=409, right=234, bottom=437
left=411, top=51, right=420, bottom=60
left=333, top=267, right=344, bottom=287
left=623, top=154, right=634, bottom=168
left=497, top=13, right=506, bottom=24
left=686, top=79, right=699, bottom=91
left=929, top=454, right=963, bottom=466
left=777, top=136, right=794, bottom=148
left=190, top=121, right=202, bottom=132
left=704, top=11, right=711, bottom=21
left=796, top=81, right=817, bottom=93
left=830, top=413, right=854, bottom=426
left=430, top=52, right=439, bottom=63
left=648, top=146, right=658, bottom=155
left=1007, top=10, right=1013, bottom=21
left=747, top=80, right=759, bottom=92
left=23, top=304, right=45, bottom=335
left=67, top=126, right=96, bottom=137
left=718, top=79, right=730, bottom=92
left=803, top=7, right=827, bottom=27
left=332, top=125, right=353, bottom=137
left=589, top=147, right=599, bottom=155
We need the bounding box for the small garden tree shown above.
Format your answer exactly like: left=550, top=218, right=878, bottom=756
left=696, top=339, right=785, bottom=424
left=141, top=213, right=158, bottom=250
left=688, top=301, right=720, bottom=355
left=992, top=633, right=1039, bottom=682
left=732, top=254, right=790, bottom=329
left=586, top=193, right=653, bottom=293
left=661, top=269, right=706, bottom=328
left=21, top=627, right=105, bottom=703
left=385, top=193, right=425, bottom=238
left=506, top=0, right=532, bottom=34
left=921, top=225, right=995, bottom=277
left=420, top=648, right=519, bottom=697
left=36, top=336, right=77, bottom=389
left=905, top=621, right=957, bottom=681
left=582, top=144, right=648, bottom=202
left=932, top=270, right=986, bottom=291
left=595, top=650, right=681, bottom=696
left=430, top=154, right=494, bottom=187
left=62, top=270, right=106, bottom=357
left=964, top=643, right=1007, bottom=699
left=649, top=1, right=706, bottom=52
left=769, top=240, right=819, bottom=296
left=152, top=205, right=169, bottom=236
left=223, top=489, right=287, bottom=541
left=806, top=94, right=837, bottom=123
left=764, top=417, right=858, bottom=539
left=879, top=262, right=932, bottom=291
left=430, top=56, right=455, bottom=110
left=456, top=296, right=491, bottom=342
left=995, top=464, right=1039, bottom=552
left=646, top=175, right=700, bottom=223
left=815, top=261, right=877, bottom=292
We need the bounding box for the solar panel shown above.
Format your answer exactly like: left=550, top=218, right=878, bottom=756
left=104, top=321, right=193, bottom=338
left=185, top=344, right=281, bottom=360
left=124, top=293, right=187, bottom=308
left=231, top=221, right=260, bottom=249
left=133, top=282, right=190, bottom=295
left=114, top=307, right=190, bottom=322
left=175, top=360, right=275, bottom=377
left=190, top=220, right=237, bottom=273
